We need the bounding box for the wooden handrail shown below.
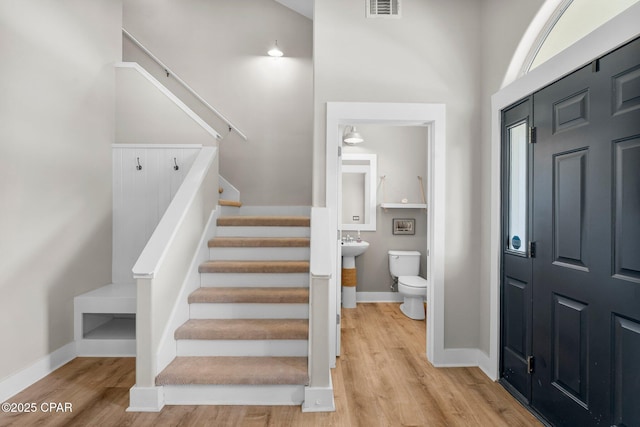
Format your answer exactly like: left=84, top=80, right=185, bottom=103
left=122, top=28, right=248, bottom=141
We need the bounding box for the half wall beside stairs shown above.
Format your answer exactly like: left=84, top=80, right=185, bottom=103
left=129, top=145, right=219, bottom=411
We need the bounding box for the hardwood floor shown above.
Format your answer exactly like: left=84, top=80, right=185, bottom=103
left=0, top=303, right=541, bottom=426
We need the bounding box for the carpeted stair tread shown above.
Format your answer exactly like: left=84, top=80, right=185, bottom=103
left=219, top=199, right=242, bottom=208
left=175, top=319, right=309, bottom=340
left=199, top=260, right=310, bottom=274
left=217, top=216, right=310, bottom=227
left=156, top=356, right=308, bottom=386
left=189, top=287, right=309, bottom=304
left=208, top=237, right=310, bottom=248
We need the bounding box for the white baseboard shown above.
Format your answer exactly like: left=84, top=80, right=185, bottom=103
left=356, top=291, right=403, bottom=303
left=433, top=348, right=498, bottom=382
left=432, top=348, right=493, bottom=371
left=302, top=380, right=335, bottom=412
left=477, top=350, right=498, bottom=381
left=127, top=385, right=165, bottom=412
left=0, top=342, right=76, bottom=403
left=162, top=384, right=304, bottom=405
left=76, top=339, right=135, bottom=357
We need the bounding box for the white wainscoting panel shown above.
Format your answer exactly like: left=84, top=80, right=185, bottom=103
left=112, top=144, right=201, bottom=284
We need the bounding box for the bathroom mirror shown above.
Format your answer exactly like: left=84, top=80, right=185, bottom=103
left=342, top=153, right=377, bottom=231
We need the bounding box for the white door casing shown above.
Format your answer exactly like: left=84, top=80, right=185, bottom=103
left=325, top=102, right=446, bottom=365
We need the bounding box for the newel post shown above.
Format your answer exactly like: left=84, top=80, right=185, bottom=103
left=302, top=208, right=336, bottom=412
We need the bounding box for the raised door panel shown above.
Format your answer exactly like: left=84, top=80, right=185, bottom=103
left=612, top=316, right=640, bottom=426
left=553, top=149, right=589, bottom=270
left=552, top=295, right=589, bottom=407
left=505, top=278, right=528, bottom=357
left=613, top=138, right=640, bottom=282
left=612, top=65, right=640, bottom=116
left=502, top=276, right=531, bottom=397
left=553, top=90, right=590, bottom=133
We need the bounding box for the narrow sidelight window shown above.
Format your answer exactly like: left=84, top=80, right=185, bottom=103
left=507, top=121, right=528, bottom=255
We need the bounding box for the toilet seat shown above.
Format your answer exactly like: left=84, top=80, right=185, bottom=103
left=398, top=275, right=428, bottom=288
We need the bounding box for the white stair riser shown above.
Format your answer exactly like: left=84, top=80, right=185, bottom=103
left=201, top=273, right=309, bottom=287
left=216, top=226, right=310, bottom=238
left=176, top=339, right=308, bottom=357
left=235, top=206, right=311, bottom=216
left=190, top=303, right=309, bottom=319
left=220, top=206, right=242, bottom=216
left=163, top=384, right=305, bottom=406
left=209, top=247, right=310, bottom=261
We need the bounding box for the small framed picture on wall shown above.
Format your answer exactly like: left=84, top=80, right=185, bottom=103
left=392, top=218, right=415, bottom=235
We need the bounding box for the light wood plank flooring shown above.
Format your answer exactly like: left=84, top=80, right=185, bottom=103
left=0, top=303, right=541, bottom=426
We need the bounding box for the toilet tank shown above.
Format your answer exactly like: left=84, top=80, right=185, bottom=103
left=388, top=250, right=421, bottom=277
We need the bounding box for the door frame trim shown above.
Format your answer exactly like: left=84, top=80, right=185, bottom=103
left=325, top=102, right=446, bottom=365
left=488, top=3, right=640, bottom=380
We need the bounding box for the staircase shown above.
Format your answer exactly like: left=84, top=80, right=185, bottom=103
left=218, top=186, right=242, bottom=208
left=218, top=176, right=243, bottom=209
left=156, top=210, right=312, bottom=405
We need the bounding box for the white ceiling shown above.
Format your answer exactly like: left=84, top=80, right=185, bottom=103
left=274, top=0, right=313, bottom=20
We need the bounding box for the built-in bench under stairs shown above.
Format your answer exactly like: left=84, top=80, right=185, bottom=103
left=156, top=213, right=313, bottom=405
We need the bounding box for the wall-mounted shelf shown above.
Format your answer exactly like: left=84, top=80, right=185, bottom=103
left=380, top=203, right=427, bottom=209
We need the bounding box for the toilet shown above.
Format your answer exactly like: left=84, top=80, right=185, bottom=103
left=388, top=250, right=428, bottom=320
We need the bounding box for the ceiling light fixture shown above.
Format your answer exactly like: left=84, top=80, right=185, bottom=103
left=343, top=126, right=364, bottom=145
left=268, top=40, right=283, bottom=57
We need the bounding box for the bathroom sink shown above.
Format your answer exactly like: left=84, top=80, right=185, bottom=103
left=341, top=240, right=369, bottom=309
left=341, top=240, right=370, bottom=257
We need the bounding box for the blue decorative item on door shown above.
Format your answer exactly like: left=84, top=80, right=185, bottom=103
left=512, top=235, right=521, bottom=250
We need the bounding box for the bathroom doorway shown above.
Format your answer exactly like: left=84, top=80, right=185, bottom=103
left=340, top=125, right=428, bottom=304
left=325, top=102, right=446, bottom=365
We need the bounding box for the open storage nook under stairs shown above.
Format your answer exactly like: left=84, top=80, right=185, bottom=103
left=74, top=284, right=137, bottom=356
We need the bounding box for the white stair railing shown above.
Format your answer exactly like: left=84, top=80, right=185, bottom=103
left=303, top=207, right=336, bottom=412
left=122, top=28, right=248, bottom=141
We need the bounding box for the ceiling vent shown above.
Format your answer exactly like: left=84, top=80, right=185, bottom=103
left=367, top=0, right=401, bottom=18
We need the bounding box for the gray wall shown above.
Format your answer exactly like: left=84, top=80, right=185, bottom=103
left=115, top=66, right=217, bottom=146
left=478, top=0, right=545, bottom=355
left=0, top=0, right=121, bottom=380
left=343, top=125, right=428, bottom=292
left=123, top=0, right=313, bottom=206
left=314, top=0, right=546, bottom=351
left=314, top=0, right=483, bottom=349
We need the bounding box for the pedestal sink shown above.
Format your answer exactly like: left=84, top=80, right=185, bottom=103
left=341, top=240, right=370, bottom=261
left=341, top=240, right=369, bottom=308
